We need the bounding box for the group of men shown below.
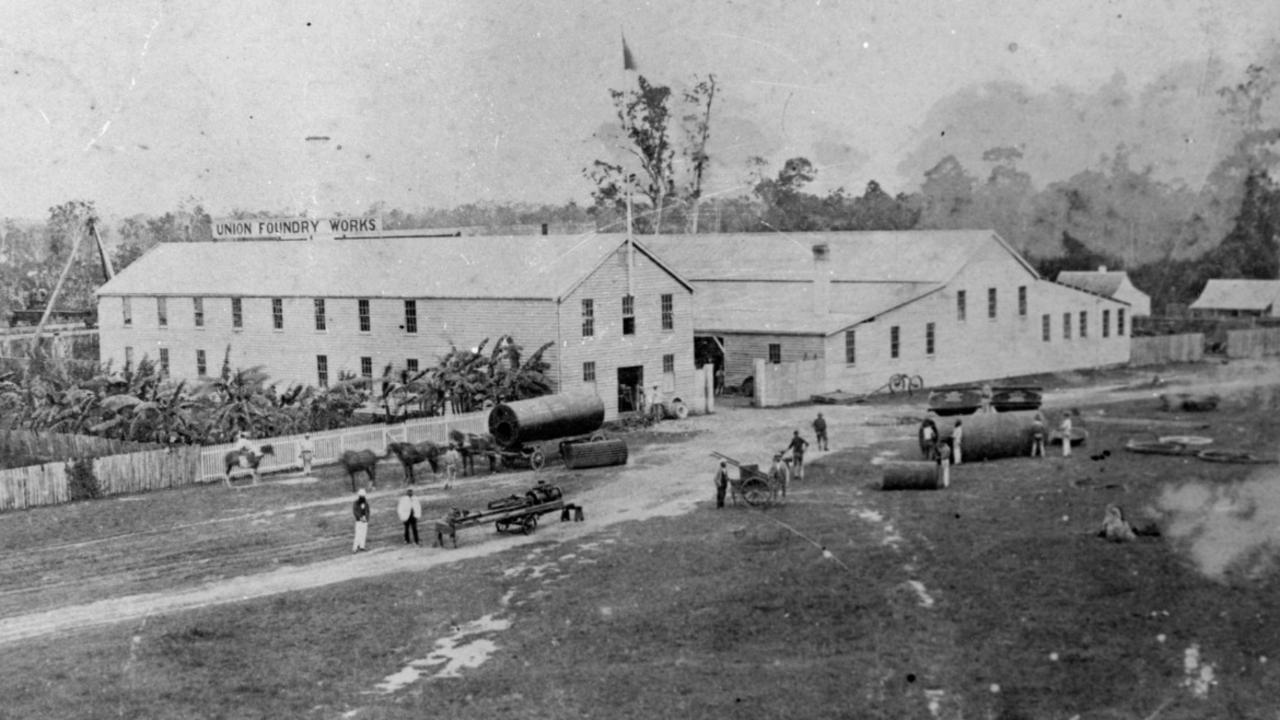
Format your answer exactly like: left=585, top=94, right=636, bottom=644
left=713, top=412, right=828, bottom=508
left=350, top=486, right=427, bottom=552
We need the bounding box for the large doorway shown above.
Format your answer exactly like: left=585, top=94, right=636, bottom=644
left=617, top=365, right=644, bottom=413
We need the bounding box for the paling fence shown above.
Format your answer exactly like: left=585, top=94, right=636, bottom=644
left=195, top=410, right=491, bottom=482
left=1128, top=333, right=1204, bottom=366
left=0, top=410, right=490, bottom=511
left=1226, top=327, right=1280, bottom=359
left=0, top=428, right=158, bottom=462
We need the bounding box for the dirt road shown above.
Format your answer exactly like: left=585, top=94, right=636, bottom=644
left=1, top=358, right=1273, bottom=646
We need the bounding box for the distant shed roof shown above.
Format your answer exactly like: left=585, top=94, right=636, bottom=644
left=694, top=281, right=944, bottom=336
left=97, top=234, right=691, bottom=301
left=1190, top=279, right=1280, bottom=311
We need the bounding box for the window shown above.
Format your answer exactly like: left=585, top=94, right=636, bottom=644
left=1102, top=309, right=1111, bottom=338
left=404, top=300, right=418, bottom=333
left=317, top=355, right=329, bottom=388
left=360, top=356, right=373, bottom=381
left=196, top=349, right=207, bottom=377
left=122, top=297, right=132, bottom=327
left=663, top=354, right=675, bottom=374
left=193, top=297, right=204, bottom=328
left=987, top=288, right=997, bottom=319
left=1118, top=308, right=1126, bottom=336
left=583, top=361, right=596, bottom=383
left=661, top=294, right=674, bottom=331
left=1018, top=286, right=1027, bottom=317
left=622, top=295, right=635, bottom=335
left=925, top=322, right=935, bottom=356
left=314, top=298, right=326, bottom=331
left=125, top=346, right=134, bottom=368
left=358, top=299, right=371, bottom=332
left=1063, top=312, right=1071, bottom=340
left=957, top=290, right=966, bottom=321
left=158, top=347, right=169, bottom=376
left=1042, top=314, right=1051, bottom=342
left=1079, top=311, right=1088, bottom=339
left=272, top=298, right=284, bottom=330
left=663, top=353, right=676, bottom=392
left=890, top=326, right=900, bottom=359
left=157, top=297, right=168, bottom=328
left=406, top=358, right=419, bottom=375
left=581, top=299, right=594, bottom=337
left=231, top=298, right=243, bottom=329
left=768, top=343, right=781, bottom=364
left=845, top=330, right=856, bottom=364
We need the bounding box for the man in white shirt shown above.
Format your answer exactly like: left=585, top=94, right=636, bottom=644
left=397, top=488, right=422, bottom=545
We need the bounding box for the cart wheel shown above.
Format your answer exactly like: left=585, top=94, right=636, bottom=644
left=521, top=516, right=537, bottom=534
left=742, top=479, right=772, bottom=507
left=529, top=449, right=545, bottom=470
left=495, top=520, right=505, bottom=533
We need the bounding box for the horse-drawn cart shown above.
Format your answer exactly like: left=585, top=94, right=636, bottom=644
left=434, top=482, right=573, bottom=548
left=711, top=451, right=785, bottom=507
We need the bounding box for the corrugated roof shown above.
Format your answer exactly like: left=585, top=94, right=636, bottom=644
left=642, top=230, right=1028, bottom=283
left=694, top=281, right=943, bottom=335
left=1190, top=279, right=1280, bottom=311
left=1055, top=271, right=1125, bottom=297
left=97, top=234, right=689, bottom=301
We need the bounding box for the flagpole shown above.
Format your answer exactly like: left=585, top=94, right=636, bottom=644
left=626, top=183, right=634, bottom=297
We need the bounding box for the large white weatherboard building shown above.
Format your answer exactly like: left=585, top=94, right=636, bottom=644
left=95, top=234, right=695, bottom=420
left=645, top=231, right=1132, bottom=396
left=1056, top=266, right=1152, bottom=317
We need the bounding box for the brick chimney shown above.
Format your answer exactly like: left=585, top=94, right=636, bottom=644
left=812, top=243, right=831, bottom=315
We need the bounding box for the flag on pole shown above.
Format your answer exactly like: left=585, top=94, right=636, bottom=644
left=622, top=33, right=637, bottom=71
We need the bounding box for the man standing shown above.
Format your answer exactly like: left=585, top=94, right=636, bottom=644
left=1059, top=414, right=1073, bottom=458
left=812, top=412, right=828, bottom=451
left=649, top=383, right=665, bottom=422
left=397, top=488, right=422, bottom=545
left=952, top=420, right=964, bottom=465
left=443, top=444, right=461, bottom=489
left=769, top=453, right=790, bottom=498
left=714, top=366, right=725, bottom=397
left=713, top=461, right=730, bottom=508
left=785, top=430, right=810, bottom=481
left=352, top=489, right=370, bottom=553
left=298, top=433, right=315, bottom=475
left=1030, top=414, right=1046, bottom=458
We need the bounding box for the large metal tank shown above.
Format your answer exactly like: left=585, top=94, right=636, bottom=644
left=488, top=393, right=606, bottom=450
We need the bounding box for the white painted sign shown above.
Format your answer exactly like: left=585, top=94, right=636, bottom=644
left=211, top=217, right=382, bottom=239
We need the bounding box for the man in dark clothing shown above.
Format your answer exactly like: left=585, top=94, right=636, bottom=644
left=352, top=489, right=370, bottom=553
left=785, top=431, right=810, bottom=481
left=713, top=461, right=729, bottom=508
left=812, top=413, right=828, bottom=451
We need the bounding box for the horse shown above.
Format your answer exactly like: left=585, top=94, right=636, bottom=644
left=386, top=440, right=443, bottom=485
left=339, top=449, right=385, bottom=492
left=223, top=445, right=275, bottom=488
left=448, top=429, right=501, bottom=475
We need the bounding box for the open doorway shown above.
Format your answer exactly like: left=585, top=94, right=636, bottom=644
left=695, top=335, right=725, bottom=395
left=617, top=365, right=644, bottom=413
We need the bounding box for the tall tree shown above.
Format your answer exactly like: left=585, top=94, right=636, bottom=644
left=586, top=74, right=717, bottom=234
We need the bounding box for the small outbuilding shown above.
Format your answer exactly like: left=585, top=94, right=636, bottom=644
left=1189, top=279, right=1280, bottom=318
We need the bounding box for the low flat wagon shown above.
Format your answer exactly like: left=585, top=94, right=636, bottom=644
left=434, top=482, right=572, bottom=548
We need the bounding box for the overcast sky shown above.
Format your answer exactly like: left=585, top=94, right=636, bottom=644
left=2, top=0, right=1278, bottom=222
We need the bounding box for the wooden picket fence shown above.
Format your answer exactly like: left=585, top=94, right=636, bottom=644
left=0, top=428, right=158, bottom=465
left=0, top=462, right=70, bottom=511
left=94, top=446, right=204, bottom=495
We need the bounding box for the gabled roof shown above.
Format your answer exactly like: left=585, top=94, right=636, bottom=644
left=96, top=234, right=692, bottom=301
left=642, top=230, right=1038, bottom=284
left=1055, top=270, right=1125, bottom=297
left=1190, top=279, right=1280, bottom=311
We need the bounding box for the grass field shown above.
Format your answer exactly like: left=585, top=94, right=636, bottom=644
left=3, top=362, right=1280, bottom=719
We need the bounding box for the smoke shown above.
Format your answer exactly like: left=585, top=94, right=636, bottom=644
left=1157, top=467, right=1280, bottom=581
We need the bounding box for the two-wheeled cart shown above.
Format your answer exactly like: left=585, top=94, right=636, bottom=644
left=434, top=482, right=573, bottom=548
left=711, top=451, right=785, bottom=507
